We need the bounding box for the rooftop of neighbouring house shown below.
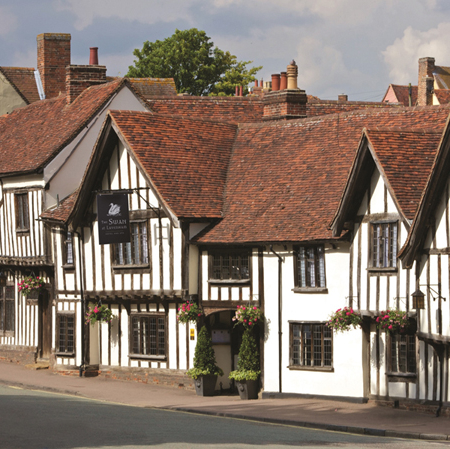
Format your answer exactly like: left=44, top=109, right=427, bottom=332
left=0, top=66, right=40, bottom=104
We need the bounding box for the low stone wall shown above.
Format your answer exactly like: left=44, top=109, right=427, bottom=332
left=0, top=345, right=37, bottom=365
left=374, top=398, right=450, bottom=418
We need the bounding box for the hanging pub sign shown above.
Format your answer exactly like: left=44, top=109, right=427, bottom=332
left=97, top=193, right=131, bottom=245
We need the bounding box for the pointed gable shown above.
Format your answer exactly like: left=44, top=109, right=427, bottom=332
left=0, top=79, right=126, bottom=176
left=0, top=67, right=40, bottom=105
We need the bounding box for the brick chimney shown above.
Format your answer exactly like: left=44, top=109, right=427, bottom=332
left=37, top=33, right=71, bottom=99
left=418, top=57, right=435, bottom=106
left=263, top=60, right=307, bottom=120
left=66, top=47, right=106, bottom=104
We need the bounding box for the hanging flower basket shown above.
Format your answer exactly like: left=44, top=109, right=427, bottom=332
left=18, top=276, right=45, bottom=297
left=177, top=301, right=203, bottom=324
left=232, top=304, right=263, bottom=328
left=327, top=307, right=362, bottom=332
left=85, top=303, right=115, bottom=325
left=375, top=309, right=416, bottom=335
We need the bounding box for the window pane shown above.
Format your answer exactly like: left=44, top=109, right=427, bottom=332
left=292, top=324, right=300, bottom=365
left=372, top=222, right=397, bottom=268
left=58, top=315, right=74, bottom=353
left=66, top=232, right=74, bottom=265
left=297, top=246, right=326, bottom=288
left=291, top=323, right=332, bottom=368
left=303, top=325, right=312, bottom=366
left=211, top=252, right=249, bottom=280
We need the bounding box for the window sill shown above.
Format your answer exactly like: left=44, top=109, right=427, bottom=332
left=129, top=354, right=167, bottom=361
left=386, top=372, right=416, bottom=382
left=63, top=264, right=75, bottom=271
left=292, top=287, right=328, bottom=294
left=208, top=279, right=250, bottom=285
left=288, top=365, right=334, bottom=372
left=367, top=267, right=398, bottom=273
left=16, top=229, right=30, bottom=235
left=55, top=352, right=75, bottom=357
left=112, top=264, right=150, bottom=274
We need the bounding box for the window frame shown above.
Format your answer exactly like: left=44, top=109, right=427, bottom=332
left=129, top=313, right=167, bottom=360
left=386, top=333, right=416, bottom=381
left=208, top=249, right=251, bottom=283
left=56, top=313, right=76, bottom=356
left=15, top=193, right=30, bottom=232
left=370, top=221, right=398, bottom=271
left=112, top=220, right=149, bottom=268
left=0, top=284, right=15, bottom=336
left=62, top=231, right=75, bottom=269
left=293, top=245, right=327, bottom=292
left=289, top=322, right=333, bottom=371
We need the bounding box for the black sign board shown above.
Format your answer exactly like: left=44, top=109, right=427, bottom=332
left=97, top=193, right=131, bottom=245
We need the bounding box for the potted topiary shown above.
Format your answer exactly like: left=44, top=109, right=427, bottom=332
left=186, top=326, right=223, bottom=396
left=229, top=327, right=261, bottom=400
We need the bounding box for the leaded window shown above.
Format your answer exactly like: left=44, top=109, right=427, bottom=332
left=64, top=231, right=74, bottom=266
left=131, top=314, right=165, bottom=357
left=290, top=323, right=332, bottom=369
left=0, top=285, right=15, bottom=334
left=57, top=314, right=75, bottom=354
left=15, top=193, right=29, bottom=231
left=390, top=334, right=416, bottom=374
left=372, top=222, right=397, bottom=268
left=211, top=251, right=250, bottom=280
left=295, top=246, right=326, bottom=288
left=114, top=221, right=148, bottom=266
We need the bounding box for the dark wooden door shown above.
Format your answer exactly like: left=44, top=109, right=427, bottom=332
left=38, top=290, right=52, bottom=359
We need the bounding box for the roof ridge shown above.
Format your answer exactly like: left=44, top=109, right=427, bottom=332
left=366, top=127, right=443, bottom=134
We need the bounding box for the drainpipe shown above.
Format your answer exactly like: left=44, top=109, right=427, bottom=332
left=74, top=229, right=86, bottom=377
left=270, top=245, right=284, bottom=393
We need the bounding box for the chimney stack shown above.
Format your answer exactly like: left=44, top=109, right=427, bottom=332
left=418, top=57, right=435, bottom=106
left=338, top=94, right=348, bottom=102
left=37, top=33, right=71, bottom=99
left=271, top=74, right=281, bottom=91
left=66, top=48, right=106, bottom=104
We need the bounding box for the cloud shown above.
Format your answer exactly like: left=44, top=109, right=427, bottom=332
left=0, top=6, right=17, bottom=36
left=383, top=23, right=450, bottom=84
left=55, top=0, right=196, bottom=30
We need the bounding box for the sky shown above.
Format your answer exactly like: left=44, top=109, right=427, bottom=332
left=1, top=0, right=450, bottom=101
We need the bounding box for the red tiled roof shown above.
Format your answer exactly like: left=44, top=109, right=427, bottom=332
left=195, top=105, right=450, bottom=244
left=40, top=191, right=78, bottom=223
left=0, top=79, right=126, bottom=176
left=306, top=100, right=399, bottom=117
left=109, top=110, right=238, bottom=218
left=147, top=96, right=264, bottom=123
left=365, top=129, right=442, bottom=219
left=0, top=67, right=40, bottom=104
left=128, top=78, right=177, bottom=98
left=434, top=89, right=450, bottom=105
left=383, top=84, right=418, bottom=107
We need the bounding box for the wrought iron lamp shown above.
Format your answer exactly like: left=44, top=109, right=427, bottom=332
left=411, top=289, right=425, bottom=310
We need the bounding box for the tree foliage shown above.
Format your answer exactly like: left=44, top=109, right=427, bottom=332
left=127, top=28, right=261, bottom=96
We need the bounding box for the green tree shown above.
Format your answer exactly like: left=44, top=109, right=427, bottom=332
left=229, top=328, right=260, bottom=381
left=127, top=28, right=261, bottom=96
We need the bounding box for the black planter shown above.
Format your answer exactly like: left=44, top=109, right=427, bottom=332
left=194, top=375, right=217, bottom=396
left=236, top=379, right=259, bottom=400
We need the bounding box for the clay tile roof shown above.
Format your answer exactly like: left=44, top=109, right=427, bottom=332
left=109, top=110, right=238, bottom=218
left=40, top=191, right=78, bottom=223
left=128, top=78, right=177, bottom=98
left=194, top=105, right=450, bottom=244
left=0, top=79, right=125, bottom=176
left=434, top=89, right=450, bottom=104
left=147, top=96, right=264, bottom=123
left=365, top=128, right=442, bottom=219
left=385, top=84, right=418, bottom=107
left=0, top=67, right=40, bottom=104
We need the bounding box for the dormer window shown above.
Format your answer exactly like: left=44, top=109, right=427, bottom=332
left=294, top=245, right=326, bottom=290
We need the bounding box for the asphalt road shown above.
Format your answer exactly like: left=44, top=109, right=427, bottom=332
left=0, top=384, right=449, bottom=449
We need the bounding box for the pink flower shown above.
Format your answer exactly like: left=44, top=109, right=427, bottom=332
left=253, top=306, right=257, bottom=310
left=94, top=306, right=98, bottom=313
left=198, top=313, right=201, bottom=317
left=237, top=305, right=240, bottom=309
left=346, top=312, right=350, bottom=316
left=242, top=307, right=246, bottom=310
left=388, top=325, right=393, bottom=330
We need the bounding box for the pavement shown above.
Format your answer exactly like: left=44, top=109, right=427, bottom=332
left=0, top=361, right=449, bottom=442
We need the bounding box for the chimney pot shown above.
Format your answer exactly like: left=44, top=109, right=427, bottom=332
left=89, top=47, right=99, bottom=65
left=287, top=61, right=298, bottom=90
left=271, top=74, right=281, bottom=92
left=280, top=72, right=287, bottom=90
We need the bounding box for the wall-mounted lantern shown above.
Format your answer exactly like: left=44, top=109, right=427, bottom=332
left=411, top=289, right=425, bottom=310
